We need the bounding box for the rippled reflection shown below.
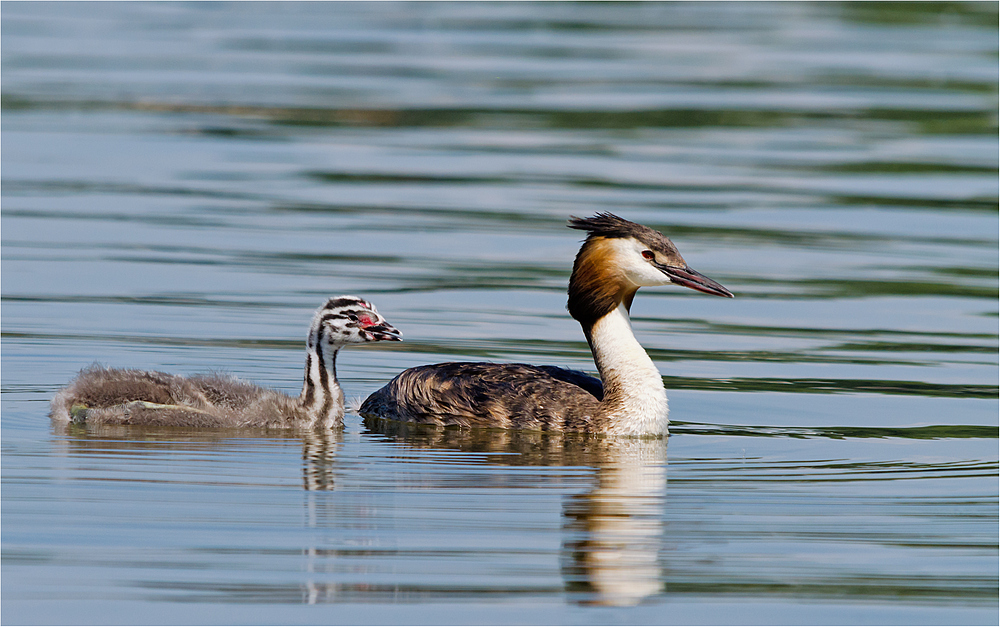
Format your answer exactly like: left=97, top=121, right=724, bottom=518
left=301, top=429, right=343, bottom=492
left=363, top=419, right=669, bottom=606
left=560, top=438, right=666, bottom=606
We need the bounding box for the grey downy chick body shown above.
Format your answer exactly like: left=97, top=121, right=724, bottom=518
left=51, top=296, right=400, bottom=429
left=361, top=213, right=733, bottom=436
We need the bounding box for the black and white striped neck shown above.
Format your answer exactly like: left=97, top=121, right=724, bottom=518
left=298, top=322, right=345, bottom=428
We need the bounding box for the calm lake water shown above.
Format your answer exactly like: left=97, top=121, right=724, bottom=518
left=2, top=2, right=997, bottom=625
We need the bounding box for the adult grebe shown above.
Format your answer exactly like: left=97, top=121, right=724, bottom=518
left=361, top=213, right=732, bottom=436
left=51, top=296, right=400, bottom=429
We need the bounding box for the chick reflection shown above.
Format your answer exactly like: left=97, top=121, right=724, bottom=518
left=301, top=429, right=342, bottom=491
left=52, top=421, right=343, bottom=493
left=364, top=417, right=667, bottom=606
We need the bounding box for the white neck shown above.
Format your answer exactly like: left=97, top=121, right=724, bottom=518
left=587, top=303, right=669, bottom=436
left=299, top=340, right=345, bottom=428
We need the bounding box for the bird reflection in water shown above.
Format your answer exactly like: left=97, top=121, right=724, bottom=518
left=364, top=418, right=667, bottom=607
left=53, top=419, right=666, bottom=607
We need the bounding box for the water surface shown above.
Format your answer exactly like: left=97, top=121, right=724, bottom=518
left=2, top=2, right=997, bottom=624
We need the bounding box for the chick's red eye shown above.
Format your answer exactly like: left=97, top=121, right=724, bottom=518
left=641, top=250, right=655, bottom=261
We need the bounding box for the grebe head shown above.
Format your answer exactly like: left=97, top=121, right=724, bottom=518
left=309, top=296, right=401, bottom=348
left=567, top=213, right=732, bottom=324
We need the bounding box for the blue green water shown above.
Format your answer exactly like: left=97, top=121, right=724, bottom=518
left=2, top=2, right=997, bottom=624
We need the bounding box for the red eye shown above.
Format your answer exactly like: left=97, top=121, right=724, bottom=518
left=358, top=314, right=375, bottom=326
left=641, top=250, right=655, bottom=261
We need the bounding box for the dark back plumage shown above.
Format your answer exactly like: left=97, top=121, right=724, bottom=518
left=360, top=362, right=605, bottom=431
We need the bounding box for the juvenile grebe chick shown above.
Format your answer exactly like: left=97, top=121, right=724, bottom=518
left=361, top=213, right=732, bottom=436
left=51, top=296, right=400, bottom=429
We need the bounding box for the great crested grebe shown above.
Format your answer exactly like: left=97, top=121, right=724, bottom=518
left=51, top=296, right=400, bottom=429
left=361, top=213, right=733, bottom=436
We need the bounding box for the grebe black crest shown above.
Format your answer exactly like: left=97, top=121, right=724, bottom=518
left=361, top=213, right=732, bottom=436
left=51, top=296, right=400, bottom=429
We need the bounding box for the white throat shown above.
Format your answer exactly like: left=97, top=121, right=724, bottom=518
left=588, top=302, right=669, bottom=436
